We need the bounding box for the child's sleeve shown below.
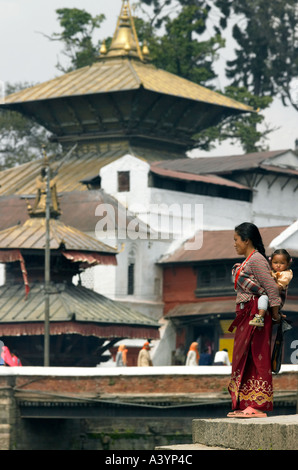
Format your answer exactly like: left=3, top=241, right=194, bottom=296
left=276, top=270, right=293, bottom=289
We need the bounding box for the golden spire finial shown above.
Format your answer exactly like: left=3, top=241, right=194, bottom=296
left=101, top=0, right=146, bottom=61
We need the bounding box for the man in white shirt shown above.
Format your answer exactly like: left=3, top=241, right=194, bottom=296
left=213, top=348, right=230, bottom=366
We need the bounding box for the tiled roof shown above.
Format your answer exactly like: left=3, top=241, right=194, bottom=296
left=151, top=150, right=295, bottom=176
left=0, top=282, right=159, bottom=329
left=0, top=145, right=182, bottom=197
left=0, top=148, right=123, bottom=197
left=0, top=216, right=117, bottom=253
left=0, top=190, right=150, bottom=239
left=165, top=299, right=236, bottom=318
left=150, top=162, right=251, bottom=190
left=158, top=226, right=291, bottom=264
left=165, top=297, right=298, bottom=318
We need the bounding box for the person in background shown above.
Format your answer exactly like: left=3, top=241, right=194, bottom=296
left=1, top=346, right=22, bottom=366
left=173, top=344, right=185, bottom=365
left=137, top=341, right=153, bottom=367
left=213, top=348, right=230, bottom=366
left=199, top=348, right=212, bottom=365
left=115, top=344, right=128, bottom=367
left=185, top=342, right=200, bottom=366
left=0, top=341, right=4, bottom=366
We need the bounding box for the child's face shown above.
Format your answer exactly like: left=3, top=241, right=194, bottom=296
left=271, top=254, right=289, bottom=272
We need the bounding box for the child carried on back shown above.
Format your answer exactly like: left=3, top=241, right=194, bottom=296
left=249, top=249, right=293, bottom=327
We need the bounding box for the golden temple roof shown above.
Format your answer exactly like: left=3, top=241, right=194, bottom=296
left=0, top=216, right=117, bottom=253
left=2, top=57, right=252, bottom=113
left=1, top=1, right=252, bottom=114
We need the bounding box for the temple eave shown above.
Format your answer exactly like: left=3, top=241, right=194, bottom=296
left=0, top=321, right=160, bottom=340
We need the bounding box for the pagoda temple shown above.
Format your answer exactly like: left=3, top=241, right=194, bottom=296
left=0, top=0, right=254, bottom=199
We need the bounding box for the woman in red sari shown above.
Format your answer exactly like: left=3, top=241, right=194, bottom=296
left=227, top=222, right=281, bottom=418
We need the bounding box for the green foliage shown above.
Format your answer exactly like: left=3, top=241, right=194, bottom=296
left=194, top=87, right=273, bottom=153
left=0, top=84, right=60, bottom=170
left=51, top=8, right=106, bottom=72
left=136, top=0, right=224, bottom=86
left=135, top=0, right=271, bottom=150
left=214, top=0, right=298, bottom=110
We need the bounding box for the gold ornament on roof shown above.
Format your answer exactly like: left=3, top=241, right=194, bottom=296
left=100, top=0, right=149, bottom=62
left=26, top=148, right=61, bottom=218
left=100, top=40, right=107, bottom=55
left=142, top=40, right=150, bottom=57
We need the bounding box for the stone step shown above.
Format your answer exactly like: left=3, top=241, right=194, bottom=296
left=155, top=443, right=231, bottom=450
left=192, top=414, right=298, bottom=450
left=0, top=424, right=11, bottom=451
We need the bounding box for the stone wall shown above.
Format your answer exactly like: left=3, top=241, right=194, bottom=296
left=0, top=367, right=297, bottom=450
left=11, top=368, right=298, bottom=395
left=0, top=377, right=18, bottom=450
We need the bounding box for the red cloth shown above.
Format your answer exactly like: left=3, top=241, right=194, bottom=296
left=1, top=346, right=22, bottom=367
left=62, top=251, right=117, bottom=267
left=228, top=297, right=273, bottom=412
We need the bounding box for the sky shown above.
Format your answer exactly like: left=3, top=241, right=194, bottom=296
left=0, top=0, right=297, bottom=157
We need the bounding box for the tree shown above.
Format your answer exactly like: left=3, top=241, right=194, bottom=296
left=0, top=84, right=60, bottom=170
left=135, top=0, right=224, bottom=86
left=215, top=0, right=298, bottom=110
left=47, top=8, right=106, bottom=72
left=135, top=0, right=272, bottom=151
left=0, top=9, right=106, bottom=170
left=194, top=87, right=273, bottom=153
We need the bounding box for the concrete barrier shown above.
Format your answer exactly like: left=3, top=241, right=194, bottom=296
left=192, top=414, right=298, bottom=450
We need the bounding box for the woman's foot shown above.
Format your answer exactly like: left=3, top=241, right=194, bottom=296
left=227, top=407, right=267, bottom=418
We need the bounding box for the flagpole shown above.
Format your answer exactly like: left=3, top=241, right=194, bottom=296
left=43, top=147, right=50, bottom=367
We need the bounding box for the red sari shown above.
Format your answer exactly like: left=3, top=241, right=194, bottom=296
left=228, top=297, right=273, bottom=411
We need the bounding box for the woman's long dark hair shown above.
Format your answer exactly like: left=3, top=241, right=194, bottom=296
left=235, top=222, right=266, bottom=258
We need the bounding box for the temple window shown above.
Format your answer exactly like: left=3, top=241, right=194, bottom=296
left=118, top=171, right=130, bottom=192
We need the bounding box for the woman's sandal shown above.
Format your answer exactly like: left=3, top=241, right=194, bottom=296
left=227, top=406, right=267, bottom=418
